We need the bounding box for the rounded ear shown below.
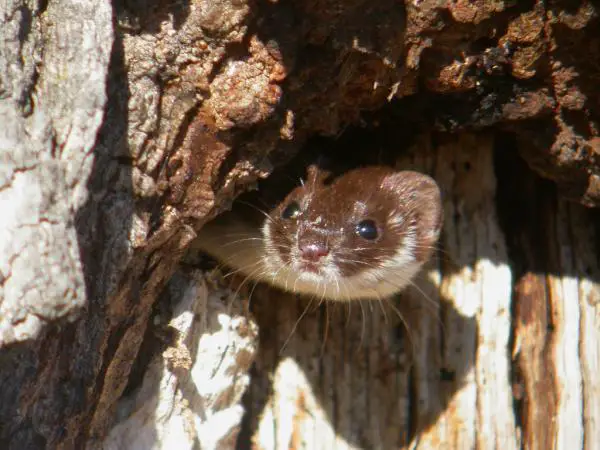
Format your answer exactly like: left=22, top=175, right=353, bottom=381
left=382, top=170, right=443, bottom=244
left=305, top=163, right=332, bottom=186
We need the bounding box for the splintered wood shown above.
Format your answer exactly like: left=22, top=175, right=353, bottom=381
left=511, top=179, right=600, bottom=450
left=101, top=270, right=259, bottom=450
left=240, top=133, right=600, bottom=450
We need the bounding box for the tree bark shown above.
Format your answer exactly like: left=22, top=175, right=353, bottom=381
left=0, top=0, right=599, bottom=449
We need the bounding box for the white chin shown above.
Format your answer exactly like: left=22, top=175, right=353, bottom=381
left=261, top=253, right=422, bottom=301
left=296, top=271, right=326, bottom=284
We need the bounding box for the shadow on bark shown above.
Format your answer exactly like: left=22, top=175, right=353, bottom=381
left=0, top=10, right=134, bottom=449
left=70, top=27, right=134, bottom=449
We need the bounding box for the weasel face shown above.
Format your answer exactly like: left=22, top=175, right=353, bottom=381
left=261, top=166, right=443, bottom=301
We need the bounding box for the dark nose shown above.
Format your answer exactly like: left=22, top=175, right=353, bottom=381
left=299, top=242, right=329, bottom=262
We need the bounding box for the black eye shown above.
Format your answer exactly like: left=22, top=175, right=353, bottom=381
left=281, top=201, right=301, bottom=219
left=356, top=219, right=379, bottom=240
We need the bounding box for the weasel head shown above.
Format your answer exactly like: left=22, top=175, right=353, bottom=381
left=261, top=165, right=443, bottom=301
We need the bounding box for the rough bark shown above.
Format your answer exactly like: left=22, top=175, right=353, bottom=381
left=0, top=0, right=112, bottom=345
left=0, top=0, right=599, bottom=449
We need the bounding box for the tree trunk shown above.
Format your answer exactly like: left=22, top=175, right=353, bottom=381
left=1, top=1, right=598, bottom=449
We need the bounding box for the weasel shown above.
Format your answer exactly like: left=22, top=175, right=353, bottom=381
left=193, top=164, right=443, bottom=301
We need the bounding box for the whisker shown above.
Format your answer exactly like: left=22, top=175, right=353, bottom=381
left=269, top=257, right=298, bottom=295
left=320, top=302, right=330, bottom=358
left=356, top=299, right=366, bottom=354
left=399, top=277, right=443, bottom=320
left=333, top=257, right=443, bottom=319
left=381, top=294, right=417, bottom=360
left=221, top=259, right=263, bottom=279
left=376, top=294, right=388, bottom=325
left=292, top=268, right=302, bottom=295
left=204, top=231, right=260, bottom=238
left=236, top=200, right=275, bottom=224
left=218, top=237, right=264, bottom=248
left=246, top=275, right=264, bottom=310
left=345, top=294, right=352, bottom=327
left=280, top=296, right=315, bottom=354
left=224, top=265, right=270, bottom=311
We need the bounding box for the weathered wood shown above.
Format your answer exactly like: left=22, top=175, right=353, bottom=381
left=234, top=133, right=599, bottom=450
left=234, top=134, right=514, bottom=449
left=100, top=270, right=258, bottom=450
left=500, top=144, right=600, bottom=450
